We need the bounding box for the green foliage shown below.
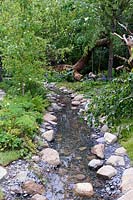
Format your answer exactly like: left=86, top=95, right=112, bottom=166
left=0, top=0, right=46, bottom=95
left=0, top=151, right=20, bottom=166
left=0, top=93, right=48, bottom=152
left=87, top=73, right=133, bottom=126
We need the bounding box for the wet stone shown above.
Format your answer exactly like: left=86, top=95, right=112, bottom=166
left=42, top=130, right=54, bottom=142
left=31, top=194, right=47, bottom=200
left=22, top=180, right=45, bottom=195
left=74, top=182, right=94, bottom=197
left=115, top=147, right=127, bottom=156
left=43, top=113, right=57, bottom=122
left=88, top=159, right=104, bottom=169
left=91, top=144, right=105, bottom=159
left=75, top=174, right=86, bottom=181
left=97, top=165, right=117, bottom=179
left=104, top=132, right=117, bottom=144
left=40, top=148, right=60, bottom=166
left=101, top=124, right=109, bottom=132
left=106, top=155, right=125, bottom=166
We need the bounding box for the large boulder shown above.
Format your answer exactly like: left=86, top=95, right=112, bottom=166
left=121, top=168, right=133, bottom=193
left=43, top=113, right=57, bottom=122
left=91, top=144, right=105, bottom=159
left=22, top=180, right=45, bottom=195
left=97, top=165, right=117, bottom=179
left=74, top=183, right=94, bottom=197
left=104, top=132, right=117, bottom=144
left=0, top=166, right=7, bottom=180
left=106, top=155, right=125, bottom=166
left=40, top=148, right=60, bottom=166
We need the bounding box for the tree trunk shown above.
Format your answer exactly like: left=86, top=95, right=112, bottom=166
left=108, top=41, right=113, bottom=80
left=73, top=38, right=109, bottom=80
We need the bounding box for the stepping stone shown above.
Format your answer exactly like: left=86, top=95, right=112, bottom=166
left=91, top=144, right=105, bottom=159
left=40, top=148, right=60, bottom=166
left=104, top=132, right=117, bottom=144
left=106, top=155, right=125, bottom=166
left=0, top=166, right=7, bottom=180
left=115, top=147, right=127, bottom=156
left=74, top=183, right=94, bottom=197
left=42, top=130, right=54, bottom=142
left=88, top=159, right=103, bottom=169
left=117, top=190, right=133, bottom=200
left=97, top=165, right=117, bottom=179
left=121, top=168, right=133, bottom=193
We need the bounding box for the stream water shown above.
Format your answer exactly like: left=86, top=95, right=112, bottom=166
left=1, top=87, right=126, bottom=200
left=44, top=90, right=113, bottom=200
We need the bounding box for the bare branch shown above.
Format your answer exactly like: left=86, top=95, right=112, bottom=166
left=113, top=33, right=123, bottom=40
left=118, top=22, right=133, bottom=35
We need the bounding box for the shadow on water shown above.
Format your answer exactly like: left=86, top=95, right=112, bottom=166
left=45, top=92, right=106, bottom=200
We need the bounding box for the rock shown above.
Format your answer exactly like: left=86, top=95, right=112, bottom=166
left=71, top=101, right=80, bottom=106
left=32, top=156, right=40, bottom=163
left=47, top=106, right=53, bottom=112
left=42, top=130, right=54, bottom=142
left=79, top=147, right=87, bottom=151
left=106, top=155, right=125, bottom=166
left=16, top=171, right=28, bottom=182
left=31, top=194, right=47, bottom=200
left=39, top=128, right=45, bottom=134
left=117, top=190, right=133, bottom=200
left=51, top=103, right=61, bottom=110
left=97, top=165, right=117, bottom=179
left=75, top=174, right=86, bottom=181
left=43, top=113, right=57, bottom=122
left=73, top=94, right=84, bottom=101
left=88, top=159, right=103, bottom=169
left=22, top=180, right=45, bottom=195
left=121, top=168, right=133, bottom=193
left=104, top=132, right=117, bottom=144
left=101, top=124, right=109, bottom=132
left=91, top=144, right=105, bottom=159
left=96, top=137, right=105, bottom=143
left=40, top=148, right=60, bottom=166
left=115, top=147, right=127, bottom=156
left=0, top=166, right=7, bottom=180
left=74, top=183, right=94, bottom=197
left=10, top=185, right=23, bottom=194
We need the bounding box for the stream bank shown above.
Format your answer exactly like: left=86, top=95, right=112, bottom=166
left=0, top=83, right=132, bottom=200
